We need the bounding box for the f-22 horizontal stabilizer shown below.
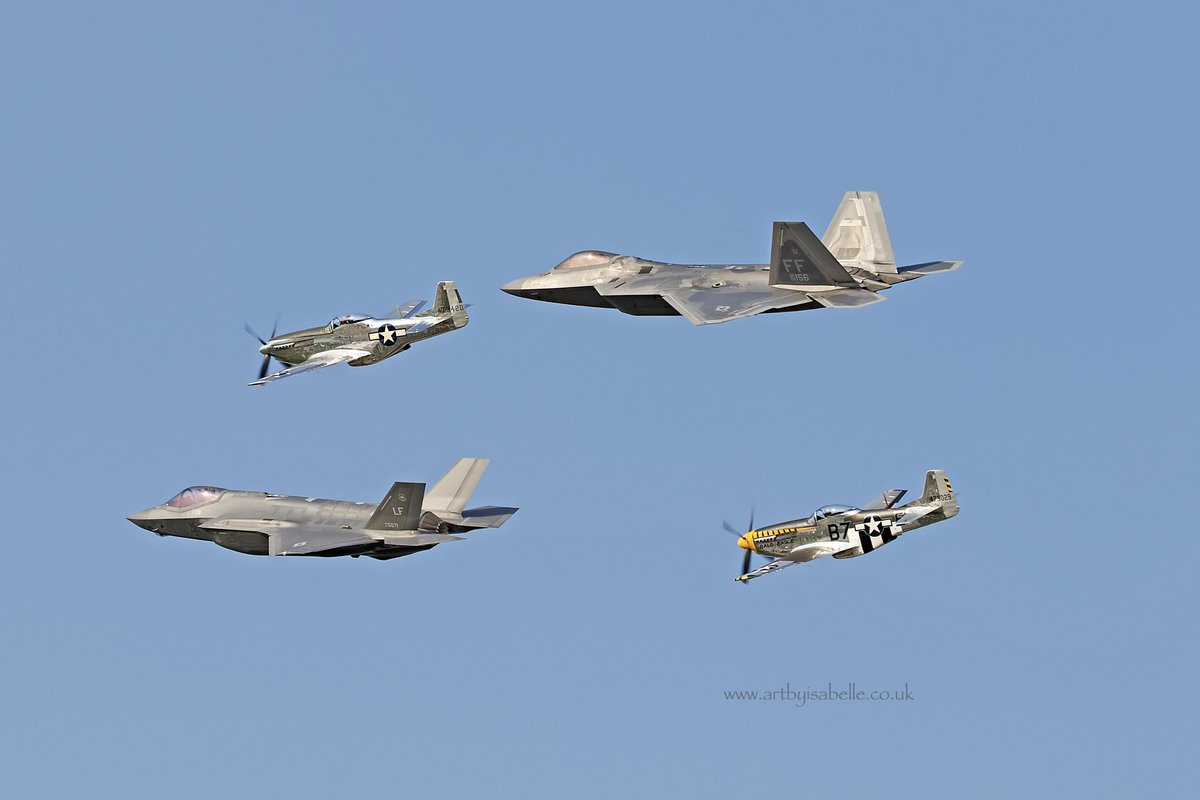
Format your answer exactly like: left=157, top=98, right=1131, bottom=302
left=807, top=288, right=886, bottom=309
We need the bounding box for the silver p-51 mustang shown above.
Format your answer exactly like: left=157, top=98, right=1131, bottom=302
left=502, top=192, right=962, bottom=325
left=245, top=280, right=468, bottom=385
left=127, top=458, right=517, bottom=560
left=730, top=470, right=959, bottom=583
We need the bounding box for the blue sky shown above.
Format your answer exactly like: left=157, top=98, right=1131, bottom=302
left=2, top=1, right=1197, bottom=797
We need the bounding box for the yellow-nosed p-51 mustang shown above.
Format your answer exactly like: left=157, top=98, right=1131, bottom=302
left=729, top=470, right=959, bottom=583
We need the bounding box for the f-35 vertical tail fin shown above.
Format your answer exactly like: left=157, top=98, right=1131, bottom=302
left=419, top=458, right=517, bottom=531
left=425, top=458, right=489, bottom=515
left=433, top=281, right=469, bottom=328
left=365, top=482, right=426, bottom=532
left=822, top=191, right=896, bottom=275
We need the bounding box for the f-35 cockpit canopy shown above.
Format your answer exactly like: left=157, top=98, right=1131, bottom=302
left=164, top=486, right=226, bottom=509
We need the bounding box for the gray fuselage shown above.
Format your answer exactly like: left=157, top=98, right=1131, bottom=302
left=127, top=491, right=433, bottom=559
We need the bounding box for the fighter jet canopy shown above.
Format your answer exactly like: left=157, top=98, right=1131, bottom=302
left=552, top=251, right=616, bottom=270
left=164, top=486, right=225, bottom=509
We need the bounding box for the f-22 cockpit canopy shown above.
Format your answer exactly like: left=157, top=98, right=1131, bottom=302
left=552, top=251, right=617, bottom=271
left=164, top=486, right=225, bottom=509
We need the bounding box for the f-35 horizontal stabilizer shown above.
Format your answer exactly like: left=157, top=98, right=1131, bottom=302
left=769, top=221, right=858, bottom=289
left=458, top=506, right=520, bottom=529
left=365, top=481, right=426, bottom=532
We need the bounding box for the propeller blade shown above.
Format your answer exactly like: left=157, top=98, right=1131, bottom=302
left=741, top=549, right=752, bottom=578
left=722, top=521, right=740, bottom=536
left=243, top=323, right=266, bottom=345
left=247, top=314, right=281, bottom=381
left=747, top=508, right=755, bottom=534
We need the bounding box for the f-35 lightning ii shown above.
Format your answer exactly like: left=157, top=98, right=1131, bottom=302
left=127, top=458, right=517, bottom=560
left=501, top=192, right=962, bottom=325
left=245, top=280, right=468, bottom=385
left=729, top=470, right=959, bottom=583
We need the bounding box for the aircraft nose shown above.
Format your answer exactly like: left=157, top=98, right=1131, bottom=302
left=127, top=509, right=160, bottom=532
left=737, top=534, right=754, bottom=552
left=501, top=278, right=528, bottom=296
left=258, top=343, right=270, bottom=355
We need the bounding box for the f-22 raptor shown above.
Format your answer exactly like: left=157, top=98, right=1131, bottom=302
left=245, top=280, right=468, bottom=385
left=127, top=458, right=517, bottom=560
left=730, top=470, right=959, bottom=583
left=501, top=192, right=962, bottom=325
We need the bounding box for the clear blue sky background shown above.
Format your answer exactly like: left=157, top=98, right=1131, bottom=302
left=2, top=1, right=1197, bottom=797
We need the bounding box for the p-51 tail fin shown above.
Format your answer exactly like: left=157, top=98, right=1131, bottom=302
left=433, top=281, right=469, bottom=328
left=918, top=470, right=959, bottom=518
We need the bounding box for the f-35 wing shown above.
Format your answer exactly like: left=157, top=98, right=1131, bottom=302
left=249, top=348, right=371, bottom=386
left=200, top=518, right=463, bottom=556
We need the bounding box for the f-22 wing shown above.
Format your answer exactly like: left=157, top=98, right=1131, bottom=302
left=594, top=274, right=820, bottom=326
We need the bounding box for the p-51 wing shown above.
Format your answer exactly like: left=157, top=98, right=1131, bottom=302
left=735, top=541, right=856, bottom=583
left=249, top=348, right=372, bottom=386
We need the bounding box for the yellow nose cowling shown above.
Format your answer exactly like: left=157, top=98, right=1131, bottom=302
left=737, top=534, right=754, bottom=552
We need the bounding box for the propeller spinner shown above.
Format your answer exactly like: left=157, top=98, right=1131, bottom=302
left=243, top=314, right=280, bottom=382
left=724, top=510, right=756, bottom=581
